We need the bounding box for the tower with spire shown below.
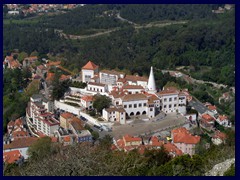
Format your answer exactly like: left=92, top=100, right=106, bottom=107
left=147, top=66, right=157, bottom=94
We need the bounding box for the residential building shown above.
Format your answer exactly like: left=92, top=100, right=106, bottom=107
left=171, top=127, right=200, bottom=156
left=201, top=113, right=215, bottom=128
left=163, top=143, right=183, bottom=157
left=60, top=112, right=75, bottom=129
left=3, top=137, right=38, bottom=159
left=81, top=95, right=94, bottom=110
left=4, top=55, right=22, bottom=69
left=68, top=117, right=92, bottom=143
left=26, top=94, right=59, bottom=136
left=102, top=107, right=126, bottom=124
left=216, top=115, right=231, bottom=127
left=212, top=131, right=227, bottom=145
left=3, top=150, right=24, bottom=165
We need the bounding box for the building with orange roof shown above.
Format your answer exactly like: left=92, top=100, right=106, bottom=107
left=60, top=112, right=75, bottom=129
left=123, top=134, right=142, bottom=146
left=208, top=105, right=218, bottom=115
left=201, top=113, right=215, bottom=128
left=212, top=131, right=227, bottom=145
left=216, top=115, right=231, bottom=127
left=4, top=137, right=38, bottom=159
left=171, top=127, right=200, bottom=156
left=4, top=55, right=22, bottom=69
left=163, top=143, right=183, bottom=157
left=3, top=150, right=24, bottom=165
left=81, top=61, right=99, bottom=83
left=81, top=95, right=94, bottom=110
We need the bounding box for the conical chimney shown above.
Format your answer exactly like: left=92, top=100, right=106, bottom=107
left=147, top=66, right=157, bottom=93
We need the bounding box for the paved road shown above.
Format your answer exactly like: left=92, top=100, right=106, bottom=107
left=108, top=113, right=186, bottom=139
left=188, top=100, right=208, bottom=114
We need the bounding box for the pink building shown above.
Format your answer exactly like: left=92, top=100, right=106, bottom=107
left=171, top=127, right=200, bottom=156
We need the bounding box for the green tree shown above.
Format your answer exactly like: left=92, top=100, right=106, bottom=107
left=93, top=95, right=111, bottom=114
left=18, top=51, right=28, bottom=63
left=28, top=137, right=58, bottom=161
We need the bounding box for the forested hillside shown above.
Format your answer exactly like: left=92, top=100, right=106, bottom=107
left=3, top=4, right=235, bottom=87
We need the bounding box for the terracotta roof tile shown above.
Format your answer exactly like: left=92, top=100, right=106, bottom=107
left=208, top=105, right=217, bottom=111
left=202, top=114, right=214, bottom=122
left=121, top=93, right=148, bottom=102
left=218, top=115, right=228, bottom=121
left=81, top=95, right=94, bottom=102
left=122, top=85, right=144, bottom=89
left=60, top=112, right=74, bottom=119
left=3, top=150, right=22, bottom=164
left=212, top=131, right=227, bottom=140
left=172, top=127, right=200, bottom=144
left=82, top=61, right=98, bottom=70
left=163, top=143, right=183, bottom=156
left=123, top=134, right=142, bottom=142
left=125, top=75, right=148, bottom=82
left=4, top=137, right=39, bottom=150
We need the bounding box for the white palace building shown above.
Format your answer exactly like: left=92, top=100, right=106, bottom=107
left=81, top=61, right=187, bottom=124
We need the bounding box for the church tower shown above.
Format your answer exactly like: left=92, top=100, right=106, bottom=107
left=147, top=66, right=157, bottom=93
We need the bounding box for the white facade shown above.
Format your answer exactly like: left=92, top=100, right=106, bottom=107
left=87, top=82, right=108, bottom=93
left=102, top=108, right=126, bottom=124
left=160, top=93, right=179, bottom=113
left=82, top=69, right=94, bottom=83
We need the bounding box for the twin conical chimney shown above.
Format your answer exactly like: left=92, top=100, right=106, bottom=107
left=147, top=66, right=156, bottom=93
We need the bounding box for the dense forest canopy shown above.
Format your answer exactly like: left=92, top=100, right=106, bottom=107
left=3, top=4, right=235, bottom=87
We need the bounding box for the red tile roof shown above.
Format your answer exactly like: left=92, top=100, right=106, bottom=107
left=14, top=118, right=23, bottom=127
left=171, top=127, right=200, bottom=144
left=3, top=150, right=22, bottom=164
left=82, top=61, right=99, bottom=70
left=7, top=120, right=15, bottom=127
left=61, top=112, right=74, bottom=119
left=46, top=61, right=61, bottom=67
left=212, top=131, right=227, bottom=140
left=150, top=136, right=164, bottom=146
left=121, top=93, right=148, bottom=102
left=12, top=131, right=28, bottom=138
left=46, top=72, right=55, bottom=81
left=208, top=105, right=217, bottom=111
left=202, top=114, right=214, bottom=122
left=81, top=95, right=94, bottom=102
left=163, top=143, right=183, bottom=156
left=123, top=134, right=142, bottom=142
left=125, top=74, right=148, bottom=82
left=88, top=82, right=106, bottom=87
left=218, top=115, right=228, bottom=121
left=4, top=137, right=39, bottom=150
left=122, top=85, right=144, bottom=89
left=51, top=137, right=58, bottom=143
left=63, top=136, right=71, bottom=142
left=116, top=139, right=125, bottom=149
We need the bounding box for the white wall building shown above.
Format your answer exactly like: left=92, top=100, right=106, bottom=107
left=102, top=107, right=126, bottom=124
left=26, top=94, right=60, bottom=136
left=81, top=61, right=99, bottom=83
left=99, top=70, right=124, bottom=85
left=87, top=82, right=108, bottom=93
